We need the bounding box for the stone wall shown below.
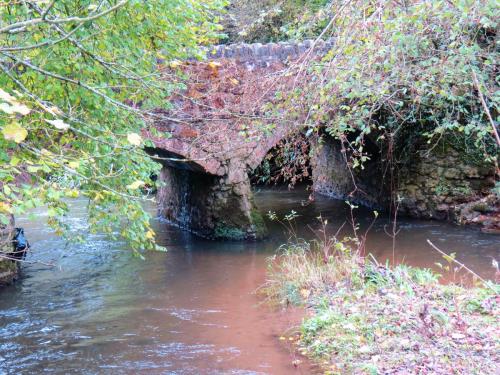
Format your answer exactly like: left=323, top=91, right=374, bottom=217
left=157, top=162, right=267, bottom=240
left=204, top=38, right=335, bottom=66
left=397, top=149, right=498, bottom=231
left=311, top=137, right=498, bottom=232
left=311, top=135, right=387, bottom=208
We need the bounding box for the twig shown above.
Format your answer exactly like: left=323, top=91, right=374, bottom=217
left=472, top=70, right=500, bottom=148
left=426, top=239, right=494, bottom=290
left=0, top=254, right=55, bottom=267
left=0, top=1, right=129, bottom=34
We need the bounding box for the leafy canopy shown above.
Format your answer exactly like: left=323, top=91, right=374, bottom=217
left=283, top=0, right=499, bottom=165
left=0, top=0, right=226, bottom=254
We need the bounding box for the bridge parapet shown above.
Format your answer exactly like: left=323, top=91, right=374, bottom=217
left=204, top=37, right=335, bottom=65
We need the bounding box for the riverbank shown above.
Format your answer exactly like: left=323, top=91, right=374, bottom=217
left=264, top=238, right=499, bottom=374
left=0, top=217, right=18, bottom=286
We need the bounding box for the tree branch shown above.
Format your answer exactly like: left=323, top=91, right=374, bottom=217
left=0, top=1, right=129, bottom=34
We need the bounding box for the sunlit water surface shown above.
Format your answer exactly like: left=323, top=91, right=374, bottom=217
left=0, top=187, right=498, bottom=374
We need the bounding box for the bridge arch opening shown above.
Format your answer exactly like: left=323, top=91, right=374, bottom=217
left=311, top=131, right=388, bottom=209
left=249, top=133, right=313, bottom=188
left=248, top=129, right=388, bottom=209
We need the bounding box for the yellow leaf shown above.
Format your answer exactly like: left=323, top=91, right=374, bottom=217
left=64, top=189, right=79, bottom=198
left=169, top=60, right=182, bottom=68
left=10, top=156, right=20, bottom=166
left=208, top=61, right=221, bottom=76
left=230, top=78, right=239, bottom=85
left=68, top=161, right=80, bottom=169
left=126, top=180, right=145, bottom=190
left=208, top=61, right=221, bottom=69
left=127, top=132, right=142, bottom=146
left=0, top=202, right=12, bottom=214
left=145, top=230, right=155, bottom=240
left=2, top=122, right=28, bottom=143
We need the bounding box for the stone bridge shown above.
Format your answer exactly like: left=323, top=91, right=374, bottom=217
left=144, top=39, right=386, bottom=239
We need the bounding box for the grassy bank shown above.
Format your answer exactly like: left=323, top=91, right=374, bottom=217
left=264, top=238, right=499, bottom=374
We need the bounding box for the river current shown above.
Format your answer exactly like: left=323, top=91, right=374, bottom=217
left=0, top=187, right=498, bottom=374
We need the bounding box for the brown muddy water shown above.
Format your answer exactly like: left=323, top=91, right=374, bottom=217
left=0, top=187, right=498, bottom=374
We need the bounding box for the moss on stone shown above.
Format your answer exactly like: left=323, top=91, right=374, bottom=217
left=250, top=208, right=268, bottom=239
left=0, top=220, right=17, bottom=286
left=213, top=209, right=268, bottom=240
left=214, top=222, right=247, bottom=240
left=0, top=216, right=19, bottom=286
left=0, top=257, right=17, bottom=286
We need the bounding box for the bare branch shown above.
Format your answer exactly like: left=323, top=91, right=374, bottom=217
left=472, top=70, right=500, bottom=148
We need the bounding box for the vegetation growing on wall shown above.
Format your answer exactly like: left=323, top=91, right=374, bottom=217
left=231, top=1, right=498, bottom=197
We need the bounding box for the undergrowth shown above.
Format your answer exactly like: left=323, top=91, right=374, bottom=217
left=264, top=235, right=499, bottom=374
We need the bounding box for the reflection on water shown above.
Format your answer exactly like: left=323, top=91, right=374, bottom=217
left=0, top=187, right=498, bottom=373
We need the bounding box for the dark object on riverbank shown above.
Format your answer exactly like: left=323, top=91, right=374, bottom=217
left=12, top=227, right=29, bottom=260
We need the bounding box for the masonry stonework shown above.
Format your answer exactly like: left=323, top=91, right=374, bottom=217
left=397, top=149, right=498, bottom=232
left=150, top=40, right=498, bottom=239
left=156, top=162, right=267, bottom=240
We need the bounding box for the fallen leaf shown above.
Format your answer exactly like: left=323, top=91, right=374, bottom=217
left=208, top=61, right=221, bottom=69
left=0, top=102, right=30, bottom=116
left=68, top=161, right=80, bottom=169
left=169, top=60, right=182, bottom=69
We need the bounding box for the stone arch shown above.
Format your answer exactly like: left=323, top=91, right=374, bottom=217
left=248, top=131, right=313, bottom=187
left=311, top=132, right=388, bottom=208
left=246, top=128, right=388, bottom=209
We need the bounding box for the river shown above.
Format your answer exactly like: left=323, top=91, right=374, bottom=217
left=0, top=187, right=498, bottom=374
